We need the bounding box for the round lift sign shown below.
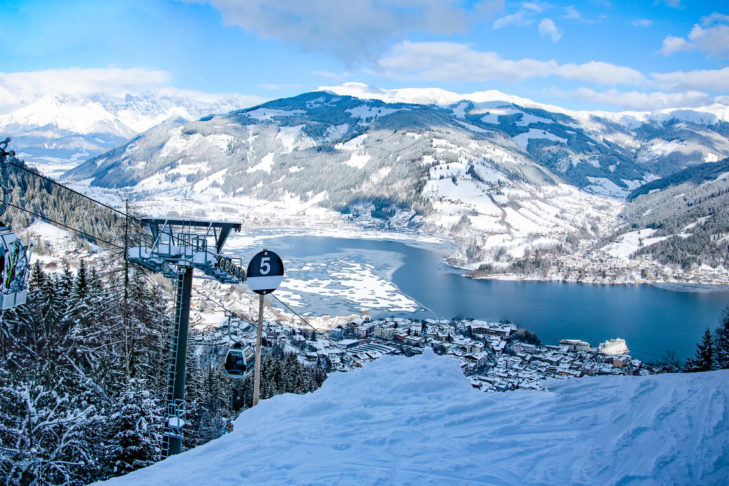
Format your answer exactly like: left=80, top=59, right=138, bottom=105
left=247, top=250, right=284, bottom=295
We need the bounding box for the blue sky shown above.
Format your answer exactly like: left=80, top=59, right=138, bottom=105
left=1, top=0, right=728, bottom=111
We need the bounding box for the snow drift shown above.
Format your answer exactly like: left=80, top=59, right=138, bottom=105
left=101, top=350, right=728, bottom=485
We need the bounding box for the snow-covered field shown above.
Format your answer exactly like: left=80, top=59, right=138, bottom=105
left=101, top=350, right=729, bottom=485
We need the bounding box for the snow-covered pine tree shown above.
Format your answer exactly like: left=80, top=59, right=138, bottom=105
left=685, top=328, right=715, bottom=372
left=714, top=308, right=729, bottom=369
left=126, top=268, right=170, bottom=386
left=103, top=378, right=162, bottom=478
left=182, top=339, right=203, bottom=451
left=195, top=364, right=232, bottom=445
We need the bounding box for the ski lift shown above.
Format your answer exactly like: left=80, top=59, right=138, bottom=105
left=0, top=228, right=31, bottom=309
left=0, top=138, right=31, bottom=310
left=224, top=342, right=254, bottom=378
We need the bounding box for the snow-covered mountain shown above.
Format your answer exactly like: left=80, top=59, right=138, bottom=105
left=325, top=83, right=729, bottom=181
left=100, top=350, right=729, bottom=485
left=61, top=89, right=729, bottom=280
left=0, top=90, right=259, bottom=176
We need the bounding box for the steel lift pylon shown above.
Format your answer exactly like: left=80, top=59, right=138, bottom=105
left=126, top=218, right=246, bottom=456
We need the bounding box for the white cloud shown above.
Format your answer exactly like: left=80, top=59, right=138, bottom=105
left=659, top=35, right=689, bottom=55
left=186, top=0, right=501, bottom=61
left=493, top=10, right=534, bottom=28
left=0, top=67, right=170, bottom=106
left=632, top=18, right=653, bottom=28
left=651, top=67, right=729, bottom=92
left=377, top=41, right=645, bottom=85
left=563, top=5, right=599, bottom=23
left=566, top=87, right=712, bottom=110
left=0, top=68, right=263, bottom=113
left=564, top=5, right=581, bottom=20
left=378, top=42, right=553, bottom=82
left=557, top=61, right=644, bottom=85
left=493, top=1, right=548, bottom=28
left=521, top=2, right=547, bottom=13
left=660, top=13, right=729, bottom=58
left=703, top=13, right=729, bottom=24
left=375, top=41, right=729, bottom=102
left=538, top=18, right=562, bottom=42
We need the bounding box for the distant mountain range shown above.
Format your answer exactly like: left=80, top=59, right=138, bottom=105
left=64, top=86, right=729, bottom=200
left=0, top=91, right=256, bottom=176
left=7, top=84, right=729, bottom=282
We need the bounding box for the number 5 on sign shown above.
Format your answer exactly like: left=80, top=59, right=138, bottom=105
left=247, top=250, right=284, bottom=295
left=260, top=256, right=270, bottom=275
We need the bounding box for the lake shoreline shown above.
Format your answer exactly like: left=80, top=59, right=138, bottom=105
left=464, top=272, right=729, bottom=293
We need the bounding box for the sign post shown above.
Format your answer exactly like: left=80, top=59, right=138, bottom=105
left=247, top=249, right=284, bottom=406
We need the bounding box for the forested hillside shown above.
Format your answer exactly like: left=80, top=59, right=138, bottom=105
left=619, top=159, right=729, bottom=269
left=0, top=261, right=170, bottom=483
left=3, top=153, right=125, bottom=247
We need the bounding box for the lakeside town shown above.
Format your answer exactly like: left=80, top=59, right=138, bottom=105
left=196, top=315, right=657, bottom=393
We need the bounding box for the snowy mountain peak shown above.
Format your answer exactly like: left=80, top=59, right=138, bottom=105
left=0, top=88, right=262, bottom=175
left=321, top=82, right=729, bottom=127
left=319, top=82, right=556, bottom=111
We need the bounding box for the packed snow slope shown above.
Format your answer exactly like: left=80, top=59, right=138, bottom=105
left=102, top=350, right=728, bottom=485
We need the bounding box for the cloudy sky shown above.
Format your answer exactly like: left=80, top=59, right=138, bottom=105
left=1, top=0, right=728, bottom=111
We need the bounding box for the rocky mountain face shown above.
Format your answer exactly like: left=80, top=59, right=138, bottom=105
left=62, top=90, right=729, bottom=282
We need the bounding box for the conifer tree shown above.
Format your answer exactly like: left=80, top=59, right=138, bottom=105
left=685, top=328, right=714, bottom=372
left=714, top=308, right=729, bottom=369
left=104, top=378, right=162, bottom=477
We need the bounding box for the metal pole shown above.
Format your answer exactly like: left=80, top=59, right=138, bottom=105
left=124, top=199, right=131, bottom=377
left=0, top=137, right=14, bottom=219
left=252, top=294, right=264, bottom=406
left=168, top=266, right=193, bottom=455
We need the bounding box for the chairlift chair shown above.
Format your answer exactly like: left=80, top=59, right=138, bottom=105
left=0, top=138, right=32, bottom=310
left=0, top=225, right=31, bottom=310
left=224, top=342, right=254, bottom=378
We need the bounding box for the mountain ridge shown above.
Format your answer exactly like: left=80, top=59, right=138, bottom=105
left=0, top=90, right=258, bottom=175
left=58, top=90, right=729, bottom=283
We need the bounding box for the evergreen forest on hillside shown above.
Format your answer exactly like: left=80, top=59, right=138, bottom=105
left=0, top=260, right=327, bottom=485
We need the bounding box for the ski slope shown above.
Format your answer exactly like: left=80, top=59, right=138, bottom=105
left=101, top=350, right=728, bottom=485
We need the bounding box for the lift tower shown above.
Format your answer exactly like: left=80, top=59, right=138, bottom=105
left=126, top=218, right=246, bottom=456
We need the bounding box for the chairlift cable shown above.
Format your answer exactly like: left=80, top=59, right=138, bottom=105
left=8, top=161, right=129, bottom=219
left=6, top=202, right=125, bottom=250
left=7, top=155, right=241, bottom=269
left=190, top=286, right=254, bottom=326
left=11, top=161, right=246, bottom=275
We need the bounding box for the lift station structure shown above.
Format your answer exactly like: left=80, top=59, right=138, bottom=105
left=126, top=217, right=247, bottom=456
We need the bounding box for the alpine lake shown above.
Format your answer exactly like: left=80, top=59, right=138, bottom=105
left=230, top=233, right=729, bottom=363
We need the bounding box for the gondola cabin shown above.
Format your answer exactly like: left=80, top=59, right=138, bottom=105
left=0, top=226, right=30, bottom=310
left=224, top=343, right=254, bottom=378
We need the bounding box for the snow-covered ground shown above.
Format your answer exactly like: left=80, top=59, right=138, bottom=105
left=101, top=350, right=728, bottom=485
left=602, top=229, right=669, bottom=260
